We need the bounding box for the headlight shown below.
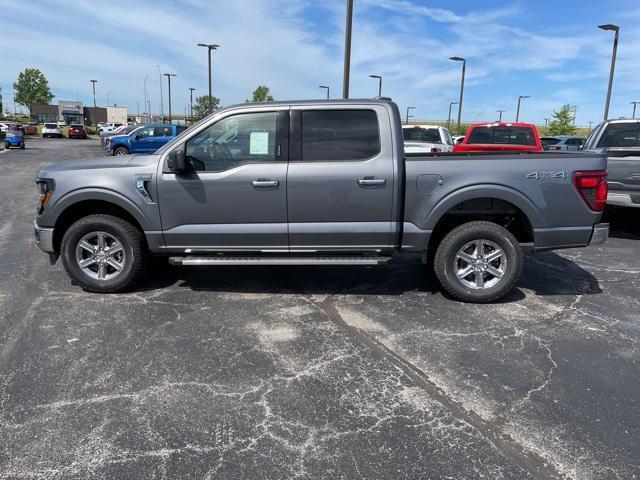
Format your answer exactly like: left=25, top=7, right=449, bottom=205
left=36, top=178, right=55, bottom=214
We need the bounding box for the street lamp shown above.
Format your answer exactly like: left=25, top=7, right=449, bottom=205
left=406, top=106, right=415, bottom=125
left=197, top=43, right=220, bottom=114
left=90, top=80, right=97, bottom=126
left=515, top=95, right=530, bottom=122
left=189, top=87, right=195, bottom=120
left=343, top=0, right=354, bottom=99
left=544, top=117, right=549, bottom=134
left=599, top=24, right=619, bottom=121
left=106, top=89, right=114, bottom=106
left=447, top=102, right=459, bottom=129
left=156, top=65, right=164, bottom=122
left=450, top=56, right=466, bottom=135
left=163, top=73, right=177, bottom=123
left=319, top=85, right=330, bottom=99
left=497, top=109, right=505, bottom=122
left=631, top=101, right=639, bottom=119
left=369, top=75, right=382, bottom=97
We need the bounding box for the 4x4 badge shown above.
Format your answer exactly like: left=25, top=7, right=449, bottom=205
left=527, top=171, right=568, bottom=180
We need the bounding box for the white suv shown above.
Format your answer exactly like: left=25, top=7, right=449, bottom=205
left=99, top=122, right=124, bottom=133
left=403, top=125, right=454, bottom=153
left=42, top=123, right=63, bottom=138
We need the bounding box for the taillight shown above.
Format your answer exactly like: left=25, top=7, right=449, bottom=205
left=431, top=147, right=439, bottom=153
left=573, top=171, right=607, bottom=212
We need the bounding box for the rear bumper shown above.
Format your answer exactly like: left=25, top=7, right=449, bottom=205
left=34, top=220, right=55, bottom=254
left=607, top=192, right=640, bottom=208
left=589, top=223, right=609, bottom=246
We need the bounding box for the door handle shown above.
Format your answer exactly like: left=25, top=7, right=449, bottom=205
left=251, top=179, right=279, bottom=188
left=357, top=178, right=386, bottom=186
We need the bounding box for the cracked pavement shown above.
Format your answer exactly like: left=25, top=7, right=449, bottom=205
left=0, top=138, right=638, bottom=479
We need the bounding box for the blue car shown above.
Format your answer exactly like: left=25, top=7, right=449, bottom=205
left=4, top=126, right=25, bottom=149
left=109, top=124, right=187, bottom=156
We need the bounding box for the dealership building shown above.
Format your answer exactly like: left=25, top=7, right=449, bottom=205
left=30, top=101, right=128, bottom=126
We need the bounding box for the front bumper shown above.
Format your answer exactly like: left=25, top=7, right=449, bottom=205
left=589, top=223, right=609, bottom=246
left=34, top=220, right=55, bottom=253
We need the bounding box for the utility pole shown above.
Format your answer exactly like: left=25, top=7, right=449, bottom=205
left=406, top=106, right=415, bottom=125
left=599, top=24, right=619, bottom=121
left=450, top=57, right=466, bottom=134
left=515, top=95, right=530, bottom=122
left=197, top=43, right=220, bottom=114
left=163, top=73, right=177, bottom=123
left=90, top=80, right=97, bottom=126
left=136, top=101, right=140, bottom=120
left=588, top=121, right=593, bottom=132
left=319, top=85, right=330, bottom=99
left=544, top=118, right=549, bottom=134
left=369, top=75, right=382, bottom=97
left=189, top=87, right=195, bottom=121
left=631, top=101, right=639, bottom=119
left=156, top=65, right=164, bottom=122
left=447, top=102, right=459, bottom=129
left=342, top=0, right=354, bottom=99
left=570, top=105, right=577, bottom=126
left=497, top=109, right=505, bottom=122
left=143, top=76, right=149, bottom=125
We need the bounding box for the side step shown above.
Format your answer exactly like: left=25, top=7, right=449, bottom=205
left=168, top=255, right=392, bottom=266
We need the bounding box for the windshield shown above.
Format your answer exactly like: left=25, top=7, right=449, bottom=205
left=541, top=137, right=561, bottom=146
left=403, top=127, right=441, bottom=143
left=596, top=122, right=640, bottom=148
left=44, top=124, right=58, bottom=129
left=467, top=126, right=536, bottom=146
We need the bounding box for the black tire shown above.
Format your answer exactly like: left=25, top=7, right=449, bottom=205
left=4, top=142, right=9, bottom=149
left=433, top=221, right=522, bottom=303
left=61, top=214, right=146, bottom=293
left=20, top=141, right=25, bottom=149
left=113, top=146, right=129, bottom=156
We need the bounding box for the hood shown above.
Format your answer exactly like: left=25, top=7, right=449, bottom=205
left=37, top=155, right=139, bottom=177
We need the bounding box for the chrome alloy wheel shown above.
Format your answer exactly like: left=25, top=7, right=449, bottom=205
left=454, top=239, right=507, bottom=290
left=75, top=231, right=126, bottom=281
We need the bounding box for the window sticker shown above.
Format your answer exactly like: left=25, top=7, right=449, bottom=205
left=250, top=132, right=269, bottom=155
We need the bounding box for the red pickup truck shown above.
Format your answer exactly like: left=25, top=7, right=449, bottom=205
left=453, top=122, right=543, bottom=152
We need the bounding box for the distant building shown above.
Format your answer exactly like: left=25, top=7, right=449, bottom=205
left=30, top=101, right=128, bottom=126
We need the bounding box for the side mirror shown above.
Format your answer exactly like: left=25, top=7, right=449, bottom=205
left=168, top=148, right=187, bottom=173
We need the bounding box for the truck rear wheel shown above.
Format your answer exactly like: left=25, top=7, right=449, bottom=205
left=434, top=221, right=522, bottom=303
left=61, top=214, right=145, bottom=293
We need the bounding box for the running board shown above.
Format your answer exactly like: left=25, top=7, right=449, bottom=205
left=168, top=255, right=392, bottom=266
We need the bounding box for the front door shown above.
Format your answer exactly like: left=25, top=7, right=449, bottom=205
left=156, top=108, right=289, bottom=252
left=130, top=126, right=159, bottom=152
left=286, top=105, right=396, bottom=252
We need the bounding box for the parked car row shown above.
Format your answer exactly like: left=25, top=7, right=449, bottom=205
left=105, top=124, right=187, bottom=155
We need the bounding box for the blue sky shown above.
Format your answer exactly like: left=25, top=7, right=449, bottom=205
left=1, top=0, right=639, bottom=126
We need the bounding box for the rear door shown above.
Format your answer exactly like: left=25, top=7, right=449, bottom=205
left=286, top=105, right=396, bottom=252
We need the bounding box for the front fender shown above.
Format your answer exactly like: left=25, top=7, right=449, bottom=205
left=41, top=187, right=153, bottom=231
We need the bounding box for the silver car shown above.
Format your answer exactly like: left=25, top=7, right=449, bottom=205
left=541, top=136, right=585, bottom=151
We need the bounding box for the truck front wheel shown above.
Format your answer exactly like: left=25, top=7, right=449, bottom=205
left=61, top=214, right=145, bottom=293
left=434, top=221, right=523, bottom=303
left=113, top=146, right=129, bottom=156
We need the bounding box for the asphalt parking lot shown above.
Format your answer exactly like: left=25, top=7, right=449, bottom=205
left=0, top=137, right=638, bottom=479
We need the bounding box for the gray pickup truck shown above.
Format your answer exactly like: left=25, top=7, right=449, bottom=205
left=583, top=118, right=640, bottom=208
left=34, top=99, right=609, bottom=302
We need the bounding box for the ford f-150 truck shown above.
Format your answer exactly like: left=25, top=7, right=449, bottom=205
left=109, top=124, right=187, bottom=156
left=582, top=118, right=640, bottom=208
left=34, top=99, right=609, bottom=302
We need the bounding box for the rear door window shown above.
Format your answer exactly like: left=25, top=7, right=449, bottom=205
left=301, top=110, right=380, bottom=161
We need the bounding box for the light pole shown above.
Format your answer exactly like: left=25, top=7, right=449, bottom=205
left=406, top=106, right=415, bottom=125
left=319, top=85, right=330, bottom=99
left=136, top=101, right=140, bottom=120
left=447, top=102, right=459, bottom=129
left=588, top=121, right=593, bottom=132
left=189, top=87, right=195, bottom=120
left=197, top=43, right=220, bottom=115
left=163, top=73, right=177, bottom=123
left=156, top=65, right=164, bottom=122
left=544, top=118, right=549, bottom=134
left=143, top=76, right=148, bottom=125
left=369, top=75, right=382, bottom=97
left=631, top=101, right=639, bottom=119
left=515, top=95, right=530, bottom=122
left=106, top=89, right=114, bottom=106
left=343, top=0, right=354, bottom=99
left=570, top=105, right=577, bottom=126
left=450, top=56, right=466, bottom=135
left=90, top=80, right=97, bottom=126
left=599, top=24, right=619, bottom=121
left=497, top=109, right=505, bottom=122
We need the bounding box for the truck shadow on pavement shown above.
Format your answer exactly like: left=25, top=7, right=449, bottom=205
left=138, top=251, right=602, bottom=303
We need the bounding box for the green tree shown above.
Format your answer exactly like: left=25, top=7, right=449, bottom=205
left=251, top=85, right=274, bottom=103
left=547, top=105, right=577, bottom=135
left=13, top=68, right=54, bottom=112
left=192, top=95, right=221, bottom=120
